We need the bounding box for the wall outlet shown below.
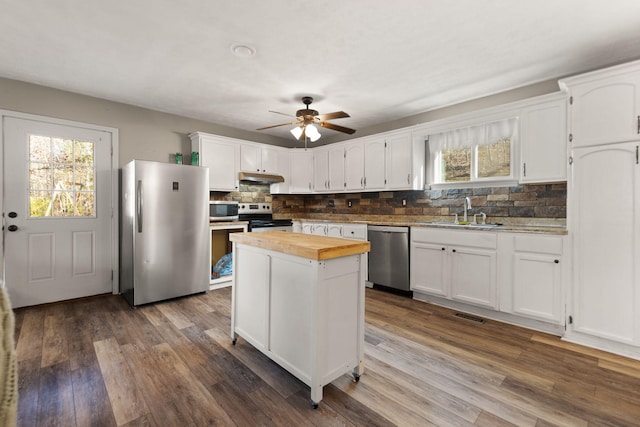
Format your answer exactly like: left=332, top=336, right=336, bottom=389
left=348, top=201, right=352, bottom=207
left=402, top=199, right=407, bottom=206
left=327, top=199, right=335, bottom=208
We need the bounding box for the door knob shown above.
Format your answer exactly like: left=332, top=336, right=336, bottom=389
left=8, top=225, right=18, bottom=232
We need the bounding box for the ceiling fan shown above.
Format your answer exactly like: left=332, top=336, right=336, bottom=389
left=257, top=96, right=356, bottom=142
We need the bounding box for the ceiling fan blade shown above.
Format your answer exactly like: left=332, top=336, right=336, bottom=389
left=256, top=121, right=297, bottom=130
left=318, top=111, right=350, bottom=121
left=268, top=110, right=296, bottom=118
left=319, top=121, right=356, bottom=135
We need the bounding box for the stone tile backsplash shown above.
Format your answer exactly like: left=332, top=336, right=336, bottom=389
left=212, top=182, right=567, bottom=227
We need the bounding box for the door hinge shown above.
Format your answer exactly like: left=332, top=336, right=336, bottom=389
left=569, top=96, right=573, bottom=105
left=384, top=142, right=387, bottom=148
left=522, top=162, right=527, bottom=177
left=568, top=315, right=573, bottom=325
left=636, top=145, right=639, bottom=164
left=568, top=156, right=573, bottom=165
left=568, top=133, right=573, bottom=142
left=111, top=270, right=114, bottom=280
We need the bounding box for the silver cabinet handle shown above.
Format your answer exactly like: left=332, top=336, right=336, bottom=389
left=136, top=180, right=143, bottom=233
left=407, top=173, right=410, bottom=184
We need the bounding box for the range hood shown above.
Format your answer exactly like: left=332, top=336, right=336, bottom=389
left=238, top=171, right=285, bottom=184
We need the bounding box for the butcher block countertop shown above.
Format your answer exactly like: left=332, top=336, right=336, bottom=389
left=229, top=231, right=370, bottom=261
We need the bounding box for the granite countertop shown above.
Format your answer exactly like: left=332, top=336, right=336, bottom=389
left=230, top=231, right=371, bottom=260
left=291, top=218, right=568, bottom=235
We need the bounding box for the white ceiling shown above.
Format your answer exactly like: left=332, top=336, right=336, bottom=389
left=2, top=0, right=640, bottom=144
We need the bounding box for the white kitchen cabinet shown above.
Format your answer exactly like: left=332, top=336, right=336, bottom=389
left=190, top=132, right=239, bottom=191
left=231, top=233, right=367, bottom=406
left=385, top=132, right=413, bottom=189
left=292, top=220, right=302, bottom=233
left=568, top=141, right=640, bottom=346
left=311, top=223, right=328, bottom=236
left=342, top=224, right=367, bottom=240
left=560, top=61, right=640, bottom=147
left=289, top=149, right=314, bottom=193
left=411, top=242, right=449, bottom=297
left=344, top=142, right=365, bottom=191
left=363, top=137, right=386, bottom=190
left=411, top=227, right=498, bottom=309
left=301, top=223, right=312, bottom=234
left=328, top=145, right=345, bottom=192
left=269, top=149, right=290, bottom=194
left=498, top=233, right=565, bottom=324
left=327, top=224, right=343, bottom=237
left=240, top=143, right=280, bottom=173
left=313, top=148, right=330, bottom=192
left=519, top=95, right=567, bottom=183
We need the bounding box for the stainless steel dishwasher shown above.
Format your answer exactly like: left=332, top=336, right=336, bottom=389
left=367, top=225, right=410, bottom=292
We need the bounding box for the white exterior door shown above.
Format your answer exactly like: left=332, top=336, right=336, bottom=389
left=3, top=115, right=115, bottom=308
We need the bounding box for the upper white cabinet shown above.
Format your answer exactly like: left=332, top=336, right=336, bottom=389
left=519, top=95, right=567, bottom=183
left=328, top=145, right=346, bottom=192
left=240, top=143, right=280, bottom=173
left=313, top=148, right=330, bottom=192
left=289, top=149, right=314, bottom=193
left=190, top=132, right=239, bottom=191
left=344, top=143, right=365, bottom=191
left=363, top=137, right=386, bottom=190
left=385, top=133, right=414, bottom=189
left=560, top=61, right=640, bottom=147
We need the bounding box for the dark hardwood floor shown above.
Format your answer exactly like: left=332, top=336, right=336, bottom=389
left=12, top=287, right=640, bottom=426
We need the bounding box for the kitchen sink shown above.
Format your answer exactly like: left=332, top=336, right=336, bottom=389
left=427, top=221, right=501, bottom=228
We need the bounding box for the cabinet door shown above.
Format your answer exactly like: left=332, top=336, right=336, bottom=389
left=199, top=137, right=239, bottom=191
left=364, top=138, right=386, bottom=190
left=344, top=143, right=365, bottom=191
left=311, top=224, right=327, bottom=236
left=302, top=223, right=312, bottom=234
left=571, top=142, right=640, bottom=344
left=289, top=150, right=314, bottom=193
left=240, top=144, right=261, bottom=172
left=234, top=246, right=269, bottom=349
left=385, top=133, right=413, bottom=189
left=450, top=247, right=497, bottom=309
left=327, top=224, right=343, bottom=237
left=313, top=149, right=329, bottom=191
left=328, top=146, right=345, bottom=192
left=261, top=147, right=279, bottom=173
left=513, top=252, right=562, bottom=323
left=410, top=243, right=449, bottom=297
left=269, top=150, right=290, bottom=194
left=520, top=98, right=567, bottom=183
left=568, top=71, right=640, bottom=147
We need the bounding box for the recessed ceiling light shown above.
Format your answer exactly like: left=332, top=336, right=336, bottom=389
left=230, top=43, right=256, bottom=58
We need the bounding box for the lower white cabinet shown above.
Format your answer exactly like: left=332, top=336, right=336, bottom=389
left=498, top=233, right=565, bottom=324
left=411, top=228, right=498, bottom=309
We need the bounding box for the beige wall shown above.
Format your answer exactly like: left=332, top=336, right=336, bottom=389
left=0, top=77, right=291, bottom=167
left=0, top=76, right=561, bottom=162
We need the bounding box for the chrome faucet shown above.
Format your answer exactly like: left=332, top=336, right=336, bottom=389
left=463, top=197, right=472, bottom=222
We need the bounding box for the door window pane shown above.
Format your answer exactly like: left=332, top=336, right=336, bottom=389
left=28, top=134, right=96, bottom=217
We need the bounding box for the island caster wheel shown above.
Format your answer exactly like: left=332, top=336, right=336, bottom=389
left=353, top=373, right=361, bottom=383
left=231, top=338, right=237, bottom=346
left=310, top=401, right=319, bottom=409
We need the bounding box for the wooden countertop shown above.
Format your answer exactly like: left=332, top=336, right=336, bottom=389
left=230, top=231, right=370, bottom=261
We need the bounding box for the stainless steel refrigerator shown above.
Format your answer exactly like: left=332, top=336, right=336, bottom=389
left=120, top=160, right=209, bottom=307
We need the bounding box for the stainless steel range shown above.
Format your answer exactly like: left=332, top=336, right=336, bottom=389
left=238, top=202, right=293, bottom=232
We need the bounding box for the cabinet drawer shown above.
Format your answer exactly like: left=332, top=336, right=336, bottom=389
left=514, top=235, right=563, bottom=255
left=412, top=227, right=497, bottom=249
left=342, top=224, right=367, bottom=240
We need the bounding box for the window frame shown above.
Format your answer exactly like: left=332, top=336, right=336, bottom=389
left=427, top=116, right=520, bottom=190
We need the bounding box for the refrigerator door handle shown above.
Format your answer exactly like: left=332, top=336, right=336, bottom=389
left=136, top=179, right=143, bottom=233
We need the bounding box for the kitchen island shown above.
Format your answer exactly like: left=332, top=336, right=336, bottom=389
left=229, top=231, right=370, bottom=408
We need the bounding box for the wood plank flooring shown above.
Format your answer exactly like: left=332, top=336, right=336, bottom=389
left=12, top=287, right=640, bottom=426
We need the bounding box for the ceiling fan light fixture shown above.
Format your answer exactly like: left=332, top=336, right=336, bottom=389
left=306, top=124, right=321, bottom=142
left=290, top=126, right=303, bottom=139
